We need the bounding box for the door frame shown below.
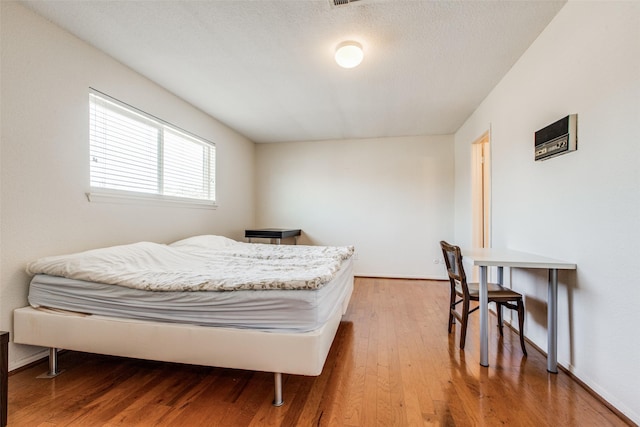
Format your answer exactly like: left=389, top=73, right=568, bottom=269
left=471, top=130, right=491, bottom=250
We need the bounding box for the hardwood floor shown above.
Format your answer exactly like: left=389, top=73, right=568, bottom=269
left=8, top=278, right=630, bottom=426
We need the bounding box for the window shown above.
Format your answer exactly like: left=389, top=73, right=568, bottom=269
left=89, top=89, right=216, bottom=206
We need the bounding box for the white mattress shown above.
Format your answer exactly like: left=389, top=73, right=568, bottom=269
left=28, top=257, right=353, bottom=333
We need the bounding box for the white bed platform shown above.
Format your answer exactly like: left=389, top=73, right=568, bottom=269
left=13, top=276, right=353, bottom=406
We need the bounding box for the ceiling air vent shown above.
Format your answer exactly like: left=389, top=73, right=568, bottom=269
left=330, top=0, right=361, bottom=8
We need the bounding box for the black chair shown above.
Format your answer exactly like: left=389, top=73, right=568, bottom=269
left=440, top=241, right=527, bottom=355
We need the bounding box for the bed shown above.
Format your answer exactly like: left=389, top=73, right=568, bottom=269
left=13, top=235, right=355, bottom=406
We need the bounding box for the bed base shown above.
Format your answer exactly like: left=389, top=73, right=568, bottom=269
left=13, top=280, right=351, bottom=406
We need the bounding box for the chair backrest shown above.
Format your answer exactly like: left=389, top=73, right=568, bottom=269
left=440, top=241, right=470, bottom=297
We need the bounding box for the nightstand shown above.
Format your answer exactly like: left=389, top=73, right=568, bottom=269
left=244, top=228, right=301, bottom=245
left=0, top=331, right=7, bottom=427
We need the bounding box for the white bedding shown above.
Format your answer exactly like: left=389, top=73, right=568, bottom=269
left=26, top=235, right=355, bottom=291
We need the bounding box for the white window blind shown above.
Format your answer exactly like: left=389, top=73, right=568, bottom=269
left=89, top=90, right=215, bottom=205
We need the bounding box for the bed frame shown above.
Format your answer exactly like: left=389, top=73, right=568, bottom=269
left=13, top=277, right=353, bottom=406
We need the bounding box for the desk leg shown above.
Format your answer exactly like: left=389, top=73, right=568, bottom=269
left=548, top=269, right=558, bottom=373
left=479, top=266, right=489, bottom=367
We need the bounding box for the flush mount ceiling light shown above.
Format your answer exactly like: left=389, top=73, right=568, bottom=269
left=334, top=41, right=363, bottom=68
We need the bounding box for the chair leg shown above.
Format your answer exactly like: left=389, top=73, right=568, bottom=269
left=448, top=291, right=456, bottom=333
left=496, top=302, right=504, bottom=336
left=517, top=299, right=527, bottom=356
left=459, top=299, right=470, bottom=349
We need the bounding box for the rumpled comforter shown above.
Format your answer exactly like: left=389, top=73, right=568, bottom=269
left=26, top=235, right=354, bottom=291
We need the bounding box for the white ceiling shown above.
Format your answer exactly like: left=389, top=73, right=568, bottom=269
left=21, top=0, right=565, bottom=143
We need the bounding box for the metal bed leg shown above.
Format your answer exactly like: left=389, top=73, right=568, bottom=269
left=272, top=372, right=284, bottom=406
left=37, top=348, right=64, bottom=378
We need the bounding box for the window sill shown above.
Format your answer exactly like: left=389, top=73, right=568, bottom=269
left=86, top=189, right=218, bottom=210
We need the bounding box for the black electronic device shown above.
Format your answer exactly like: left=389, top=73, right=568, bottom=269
left=534, top=114, right=577, bottom=161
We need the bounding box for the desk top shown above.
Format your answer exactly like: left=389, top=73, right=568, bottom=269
left=462, top=247, right=576, bottom=270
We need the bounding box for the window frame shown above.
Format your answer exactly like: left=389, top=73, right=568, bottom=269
left=87, top=89, right=217, bottom=209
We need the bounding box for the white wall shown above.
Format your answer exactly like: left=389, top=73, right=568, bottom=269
left=255, top=135, right=454, bottom=278
left=0, top=2, right=255, bottom=368
left=454, top=1, right=639, bottom=423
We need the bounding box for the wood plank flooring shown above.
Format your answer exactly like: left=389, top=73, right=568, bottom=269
left=8, top=278, right=631, bottom=426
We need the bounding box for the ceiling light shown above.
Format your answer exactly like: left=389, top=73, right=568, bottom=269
left=335, top=41, right=363, bottom=68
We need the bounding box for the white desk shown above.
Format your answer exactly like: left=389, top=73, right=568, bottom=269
left=462, top=248, right=576, bottom=373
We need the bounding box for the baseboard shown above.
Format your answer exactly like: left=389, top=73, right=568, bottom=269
left=8, top=349, right=49, bottom=374
left=355, top=275, right=448, bottom=281
left=502, top=323, right=636, bottom=426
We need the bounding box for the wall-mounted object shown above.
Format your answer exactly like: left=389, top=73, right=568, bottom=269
left=534, top=114, right=577, bottom=161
